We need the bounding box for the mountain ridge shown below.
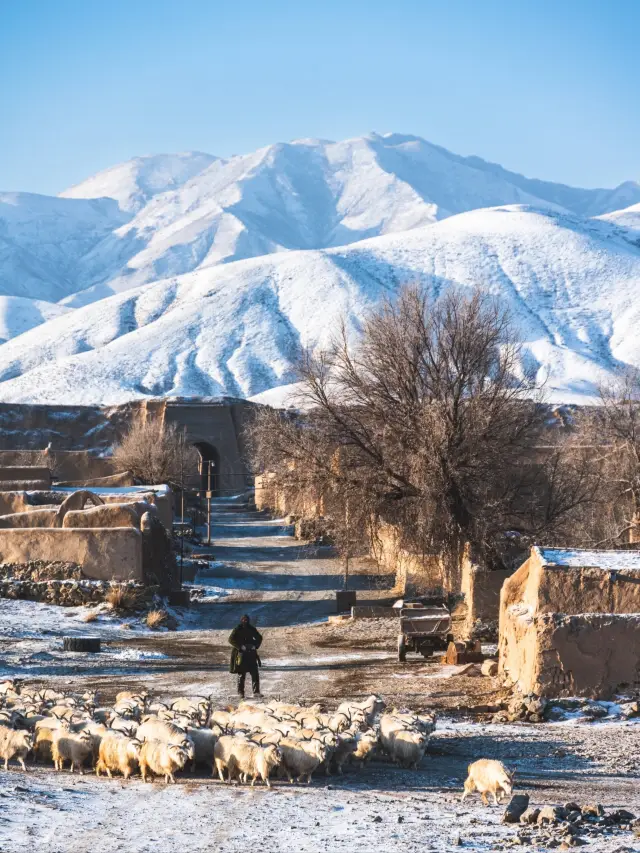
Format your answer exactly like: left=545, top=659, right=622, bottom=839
left=0, top=132, right=639, bottom=405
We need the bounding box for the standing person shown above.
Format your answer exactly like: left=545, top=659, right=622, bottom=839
left=228, top=614, right=263, bottom=699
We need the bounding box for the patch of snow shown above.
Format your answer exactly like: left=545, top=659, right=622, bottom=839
left=538, top=547, right=640, bottom=571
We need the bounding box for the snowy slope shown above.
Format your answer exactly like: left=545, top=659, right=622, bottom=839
left=599, top=202, right=640, bottom=236
left=45, top=133, right=640, bottom=309
left=0, top=191, right=126, bottom=303
left=0, top=296, right=70, bottom=343
left=0, top=205, right=639, bottom=404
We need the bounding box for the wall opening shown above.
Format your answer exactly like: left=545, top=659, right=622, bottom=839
left=193, top=442, right=221, bottom=495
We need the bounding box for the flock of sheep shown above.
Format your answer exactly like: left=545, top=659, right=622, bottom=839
left=0, top=679, right=513, bottom=803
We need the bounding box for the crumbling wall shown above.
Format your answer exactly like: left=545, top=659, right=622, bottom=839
left=499, top=548, right=640, bottom=697
left=0, top=509, right=59, bottom=528
left=503, top=612, right=640, bottom=698
left=254, top=473, right=287, bottom=514
left=0, top=528, right=143, bottom=581
left=58, top=471, right=135, bottom=488
left=460, top=554, right=510, bottom=637
left=62, top=504, right=140, bottom=529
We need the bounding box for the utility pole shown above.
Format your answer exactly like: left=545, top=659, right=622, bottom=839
left=344, top=497, right=350, bottom=591
left=179, top=431, right=185, bottom=585
left=206, top=460, right=212, bottom=546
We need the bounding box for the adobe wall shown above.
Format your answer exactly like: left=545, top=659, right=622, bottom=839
left=499, top=548, right=640, bottom=697
left=163, top=400, right=253, bottom=494
left=0, top=398, right=259, bottom=494
left=52, top=487, right=174, bottom=531
left=504, top=612, right=640, bottom=698
left=460, top=556, right=510, bottom=637
left=255, top=473, right=288, bottom=515
left=0, top=492, right=33, bottom=516
left=0, top=528, right=143, bottom=582
left=372, top=521, right=444, bottom=595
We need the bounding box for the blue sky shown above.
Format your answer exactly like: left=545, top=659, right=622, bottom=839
left=1, top=0, right=638, bottom=195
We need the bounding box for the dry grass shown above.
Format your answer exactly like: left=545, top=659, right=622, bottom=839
left=82, top=611, right=98, bottom=623
left=106, top=585, right=141, bottom=612
left=145, top=609, right=168, bottom=629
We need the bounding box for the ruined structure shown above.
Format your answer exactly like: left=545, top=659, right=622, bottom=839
left=0, top=486, right=176, bottom=590
left=0, top=397, right=256, bottom=494
left=499, top=547, right=640, bottom=698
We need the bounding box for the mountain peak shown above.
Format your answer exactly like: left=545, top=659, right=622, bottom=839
left=60, top=151, right=218, bottom=213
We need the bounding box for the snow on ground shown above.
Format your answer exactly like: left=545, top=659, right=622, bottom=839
left=0, top=771, right=522, bottom=853
left=0, top=598, right=170, bottom=679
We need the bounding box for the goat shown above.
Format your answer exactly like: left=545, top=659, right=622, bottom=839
left=95, top=732, right=141, bottom=780
left=139, top=739, right=189, bottom=784
left=0, top=728, right=33, bottom=771
left=462, top=759, right=514, bottom=805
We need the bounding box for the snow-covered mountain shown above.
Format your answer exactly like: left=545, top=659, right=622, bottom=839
left=0, top=132, right=639, bottom=405
left=600, top=202, right=640, bottom=236
left=0, top=204, right=639, bottom=405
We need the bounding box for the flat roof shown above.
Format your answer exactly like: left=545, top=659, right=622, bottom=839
left=536, top=546, right=640, bottom=571
left=48, top=485, right=171, bottom=496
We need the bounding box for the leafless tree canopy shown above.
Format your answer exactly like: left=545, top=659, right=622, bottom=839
left=113, top=419, right=198, bottom=487
left=249, top=286, right=597, bottom=571
left=566, top=369, right=640, bottom=548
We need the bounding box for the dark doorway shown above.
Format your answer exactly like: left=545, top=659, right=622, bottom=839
left=193, top=442, right=221, bottom=496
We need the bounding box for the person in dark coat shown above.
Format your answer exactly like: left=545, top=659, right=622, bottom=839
left=228, top=614, right=263, bottom=698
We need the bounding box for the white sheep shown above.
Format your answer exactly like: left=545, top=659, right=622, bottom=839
left=73, top=719, right=107, bottom=763
left=352, top=729, right=378, bottom=767
left=0, top=728, right=33, bottom=770
left=109, top=716, right=139, bottom=737
left=337, top=695, right=385, bottom=727
left=229, top=741, right=282, bottom=787
left=278, top=737, right=327, bottom=784
left=139, top=739, right=190, bottom=784
left=388, top=729, right=428, bottom=769
left=136, top=718, right=195, bottom=762
left=461, top=759, right=514, bottom=805
left=95, top=732, right=141, bottom=779
left=328, top=732, right=357, bottom=775
left=51, top=728, right=93, bottom=773
left=213, top=735, right=246, bottom=782
left=115, top=690, right=148, bottom=705
left=34, top=719, right=70, bottom=763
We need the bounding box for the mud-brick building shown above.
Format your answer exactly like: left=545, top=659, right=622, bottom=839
left=0, top=397, right=256, bottom=495
left=499, top=547, right=640, bottom=698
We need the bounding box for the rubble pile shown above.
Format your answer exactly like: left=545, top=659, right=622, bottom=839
left=0, top=578, right=150, bottom=607
left=0, top=560, right=83, bottom=582
left=470, top=617, right=499, bottom=643
left=507, top=801, right=637, bottom=848
left=493, top=693, right=549, bottom=723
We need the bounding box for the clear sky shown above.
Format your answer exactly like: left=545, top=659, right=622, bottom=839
left=1, top=0, right=638, bottom=195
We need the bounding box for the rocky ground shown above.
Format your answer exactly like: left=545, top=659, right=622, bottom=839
left=2, top=502, right=640, bottom=851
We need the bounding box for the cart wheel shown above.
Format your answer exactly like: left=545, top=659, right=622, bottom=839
left=398, top=633, right=407, bottom=663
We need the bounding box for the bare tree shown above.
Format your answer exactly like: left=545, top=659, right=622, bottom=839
left=250, top=285, right=597, bottom=578
left=570, top=369, right=640, bottom=547
left=113, top=419, right=198, bottom=486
